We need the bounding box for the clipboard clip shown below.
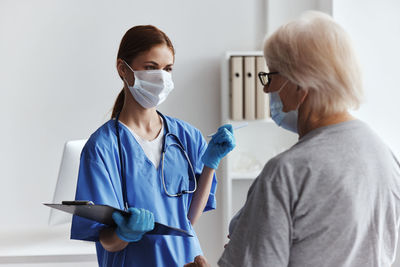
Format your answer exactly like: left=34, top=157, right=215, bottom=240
left=61, top=200, right=94, bottom=205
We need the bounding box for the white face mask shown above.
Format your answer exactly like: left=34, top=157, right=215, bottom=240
left=123, top=61, right=174, bottom=109
left=269, top=80, right=299, bottom=133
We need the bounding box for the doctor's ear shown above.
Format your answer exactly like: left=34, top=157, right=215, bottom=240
left=116, top=58, right=129, bottom=79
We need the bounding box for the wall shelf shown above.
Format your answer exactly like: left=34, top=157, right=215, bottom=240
left=230, top=171, right=260, bottom=180
left=220, top=51, right=298, bottom=242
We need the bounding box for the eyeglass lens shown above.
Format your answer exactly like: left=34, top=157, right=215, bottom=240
left=258, top=72, right=279, bottom=86
left=258, top=72, right=269, bottom=86
left=261, top=74, right=268, bottom=86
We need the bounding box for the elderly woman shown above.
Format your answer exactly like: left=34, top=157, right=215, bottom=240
left=186, top=11, right=400, bottom=267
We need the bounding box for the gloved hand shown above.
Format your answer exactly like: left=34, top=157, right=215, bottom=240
left=201, top=124, right=236, bottom=169
left=112, top=207, right=155, bottom=242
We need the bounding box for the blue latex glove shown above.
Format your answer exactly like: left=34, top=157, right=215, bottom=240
left=112, top=207, right=155, bottom=242
left=201, top=124, right=236, bottom=169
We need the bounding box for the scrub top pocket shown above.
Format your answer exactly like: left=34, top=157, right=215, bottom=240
left=162, top=143, right=191, bottom=196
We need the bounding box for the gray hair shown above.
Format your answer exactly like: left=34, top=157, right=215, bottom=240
left=263, top=11, right=363, bottom=115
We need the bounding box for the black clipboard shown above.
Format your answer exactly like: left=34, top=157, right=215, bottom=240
left=44, top=202, right=193, bottom=237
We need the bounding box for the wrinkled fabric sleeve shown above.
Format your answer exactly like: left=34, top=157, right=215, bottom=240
left=71, top=151, right=121, bottom=242
left=218, top=170, right=292, bottom=267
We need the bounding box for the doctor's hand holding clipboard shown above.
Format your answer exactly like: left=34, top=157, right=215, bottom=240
left=70, top=25, right=235, bottom=267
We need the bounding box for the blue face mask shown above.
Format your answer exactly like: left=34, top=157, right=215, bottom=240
left=269, top=81, right=299, bottom=133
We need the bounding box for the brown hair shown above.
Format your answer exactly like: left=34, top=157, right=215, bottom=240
left=111, top=25, right=175, bottom=118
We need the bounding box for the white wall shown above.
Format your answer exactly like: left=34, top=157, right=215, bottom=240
left=332, top=0, right=400, bottom=159
left=266, top=0, right=320, bottom=35
left=0, top=0, right=265, bottom=265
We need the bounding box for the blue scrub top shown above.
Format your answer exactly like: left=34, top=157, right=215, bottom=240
left=70, top=114, right=217, bottom=267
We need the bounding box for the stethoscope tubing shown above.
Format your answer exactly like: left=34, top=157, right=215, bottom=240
left=115, top=111, right=197, bottom=210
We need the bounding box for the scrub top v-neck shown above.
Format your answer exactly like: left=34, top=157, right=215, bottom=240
left=119, top=117, right=164, bottom=169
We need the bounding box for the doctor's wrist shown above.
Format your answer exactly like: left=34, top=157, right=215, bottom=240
left=99, top=227, right=129, bottom=252
left=201, top=156, right=220, bottom=170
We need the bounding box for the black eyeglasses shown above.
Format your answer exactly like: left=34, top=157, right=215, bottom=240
left=258, top=71, right=279, bottom=87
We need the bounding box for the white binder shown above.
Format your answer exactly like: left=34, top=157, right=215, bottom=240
left=230, top=57, right=243, bottom=120
left=244, top=56, right=256, bottom=120
left=256, top=56, right=270, bottom=119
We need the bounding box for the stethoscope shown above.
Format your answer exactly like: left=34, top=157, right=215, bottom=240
left=115, top=111, right=197, bottom=210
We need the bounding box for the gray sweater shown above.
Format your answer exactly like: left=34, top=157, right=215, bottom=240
left=219, top=120, right=400, bottom=267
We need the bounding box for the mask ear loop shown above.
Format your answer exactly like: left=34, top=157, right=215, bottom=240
left=123, top=77, right=131, bottom=88
left=276, top=80, right=289, bottom=93
left=123, top=60, right=134, bottom=72
left=122, top=60, right=135, bottom=88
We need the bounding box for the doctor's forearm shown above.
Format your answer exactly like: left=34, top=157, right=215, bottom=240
left=187, top=166, right=215, bottom=225
left=99, top=227, right=129, bottom=252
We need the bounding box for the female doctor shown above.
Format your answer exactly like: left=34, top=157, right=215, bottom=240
left=71, top=25, right=235, bottom=266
